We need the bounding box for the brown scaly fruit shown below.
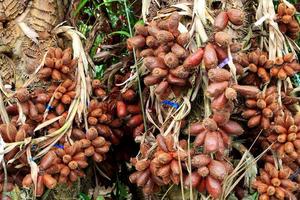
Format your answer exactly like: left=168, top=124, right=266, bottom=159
left=252, top=162, right=298, bottom=200
left=241, top=86, right=281, bottom=130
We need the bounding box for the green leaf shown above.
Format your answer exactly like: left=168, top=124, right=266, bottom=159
left=292, top=73, right=300, bottom=87
left=73, top=0, right=89, bottom=17
left=79, top=193, right=91, bottom=200
left=83, top=7, right=93, bottom=16
left=116, top=179, right=129, bottom=200
left=90, top=34, right=105, bottom=58
left=135, top=20, right=145, bottom=25
left=109, top=31, right=131, bottom=38
left=228, top=193, right=238, bottom=200
left=96, top=196, right=105, bottom=200
left=8, top=186, right=20, bottom=200
left=95, top=64, right=106, bottom=79
left=242, top=192, right=258, bottom=200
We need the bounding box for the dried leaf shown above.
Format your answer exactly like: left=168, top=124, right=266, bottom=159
left=34, top=116, right=63, bottom=132
left=18, top=22, right=39, bottom=44
left=142, top=0, right=151, bottom=22
left=27, top=147, right=39, bottom=196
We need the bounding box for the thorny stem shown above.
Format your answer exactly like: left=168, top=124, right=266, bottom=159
left=123, top=0, right=148, bottom=133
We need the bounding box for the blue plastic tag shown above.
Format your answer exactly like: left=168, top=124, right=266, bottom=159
left=46, top=104, right=54, bottom=111
left=54, top=144, right=64, bottom=149
left=218, top=58, right=229, bottom=68
left=31, top=144, right=37, bottom=151
left=162, top=100, right=179, bottom=109
left=289, top=167, right=300, bottom=180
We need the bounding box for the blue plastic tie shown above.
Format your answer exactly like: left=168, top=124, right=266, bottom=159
left=162, top=100, right=179, bottom=109
left=31, top=144, right=37, bottom=151
left=46, top=104, right=53, bottom=111
left=218, top=58, right=229, bottom=68
left=54, top=144, right=64, bottom=149
left=289, top=168, right=300, bottom=180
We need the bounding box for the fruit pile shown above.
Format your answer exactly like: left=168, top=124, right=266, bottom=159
left=0, top=46, right=117, bottom=198
left=128, top=12, right=204, bottom=98
left=277, top=2, right=300, bottom=39
left=125, top=1, right=300, bottom=199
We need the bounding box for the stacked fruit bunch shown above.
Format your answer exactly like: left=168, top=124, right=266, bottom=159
left=277, top=3, right=300, bottom=39
left=270, top=53, right=300, bottom=80
left=130, top=135, right=188, bottom=194
left=252, top=162, right=298, bottom=199
left=38, top=47, right=77, bottom=80
left=190, top=118, right=244, bottom=157
left=234, top=62, right=300, bottom=199
left=260, top=111, right=300, bottom=163
left=22, top=141, right=89, bottom=196
left=112, top=70, right=146, bottom=138
left=187, top=118, right=241, bottom=196
left=235, top=51, right=300, bottom=86
left=234, top=50, right=274, bottom=84
left=0, top=46, right=87, bottom=197
left=78, top=127, right=111, bottom=162
left=47, top=79, right=76, bottom=116
left=115, top=88, right=144, bottom=138
left=225, top=4, right=300, bottom=198
left=129, top=143, right=161, bottom=195
left=87, top=98, right=124, bottom=145
left=207, top=68, right=237, bottom=125
left=185, top=155, right=233, bottom=198
left=0, top=123, right=31, bottom=165
left=150, top=135, right=187, bottom=185
left=20, top=126, right=112, bottom=197
left=127, top=12, right=205, bottom=97
left=22, top=151, right=59, bottom=197
left=53, top=142, right=87, bottom=184
left=11, top=87, right=49, bottom=123
left=126, top=7, right=248, bottom=198
left=89, top=75, right=145, bottom=144
left=129, top=119, right=243, bottom=197
left=103, top=71, right=145, bottom=138
left=214, top=8, right=245, bottom=31
left=241, top=86, right=280, bottom=130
